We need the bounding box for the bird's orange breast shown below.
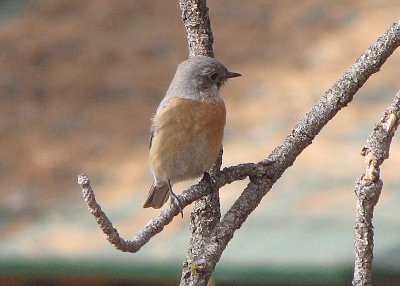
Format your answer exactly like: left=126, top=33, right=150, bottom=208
left=150, top=96, right=226, bottom=182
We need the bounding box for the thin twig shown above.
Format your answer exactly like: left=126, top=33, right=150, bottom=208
left=77, top=163, right=255, bottom=253
left=352, top=92, right=400, bottom=286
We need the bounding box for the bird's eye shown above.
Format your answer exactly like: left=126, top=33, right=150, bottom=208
left=209, top=73, right=218, bottom=81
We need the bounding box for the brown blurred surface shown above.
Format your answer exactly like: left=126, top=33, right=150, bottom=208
left=1, top=0, right=400, bottom=285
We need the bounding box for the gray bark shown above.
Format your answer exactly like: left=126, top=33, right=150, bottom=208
left=352, top=93, right=400, bottom=286
left=179, top=0, right=214, bottom=58
left=178, top=1, right=220, bottom=285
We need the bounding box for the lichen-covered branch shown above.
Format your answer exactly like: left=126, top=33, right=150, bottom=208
left=179, top=0, right=214, bottom=58
left=352, top=92, right=400, bottom=286
left=181, top=152, right=222, bottom=286
left=178, top=1, right=219, bottom=285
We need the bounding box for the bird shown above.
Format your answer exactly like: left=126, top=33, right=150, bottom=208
left=143, top=55, right=241, bottom=214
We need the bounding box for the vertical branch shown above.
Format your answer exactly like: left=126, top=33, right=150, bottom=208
left=353, top=177, right=382, bottom=286
left=352, top=92, right=400, bottom=286
left=179, top=0, right=219, bottom=285
left=181, top=151, right=222, bottom=286
left=179, top=0, right=214, bottom=58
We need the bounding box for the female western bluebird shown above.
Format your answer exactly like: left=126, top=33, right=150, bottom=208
left=143, top=56, right=241, bottom=213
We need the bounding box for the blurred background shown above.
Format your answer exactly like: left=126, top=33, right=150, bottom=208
left=1, top=0, right=400, bottom=285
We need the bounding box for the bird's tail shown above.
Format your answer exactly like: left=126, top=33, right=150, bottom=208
left=143, top=181, right=170, bottom=209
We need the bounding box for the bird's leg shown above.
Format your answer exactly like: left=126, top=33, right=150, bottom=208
left=168, top=180, right=183, bottom=218
left=203, top=171, right=217, bottom=191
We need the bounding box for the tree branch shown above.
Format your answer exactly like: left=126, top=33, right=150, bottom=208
left=182, top=22, right=400, bottom=284
left=178, top=1, right=220, bottom=285
left=77, top=10, right=400, bottom=284
left=352, top=92, right=400, bottom=286
left=77, top=162, right=258, bottom=253
left=179, top=0, right=214, bottom=58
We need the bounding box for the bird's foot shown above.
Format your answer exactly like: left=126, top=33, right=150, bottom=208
left=168, top=180, right=183, bottom=218
left=203, top=171, right=217, bottom=191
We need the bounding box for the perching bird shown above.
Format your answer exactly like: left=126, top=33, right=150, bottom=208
left=143, top=56, right=241, bottom=213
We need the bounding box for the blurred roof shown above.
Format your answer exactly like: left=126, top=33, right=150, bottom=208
left=1, top=1, right=400, bottom=285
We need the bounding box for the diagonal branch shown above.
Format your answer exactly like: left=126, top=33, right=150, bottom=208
left=182, top=22, right=400, bottom=282
left=352, top=92, right=400, bottom=286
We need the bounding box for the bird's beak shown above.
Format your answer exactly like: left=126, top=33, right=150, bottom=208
left=227, top=71, right=242, bottom=78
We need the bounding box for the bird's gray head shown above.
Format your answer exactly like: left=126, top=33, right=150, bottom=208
left=166, top=56, right=241, bottom=100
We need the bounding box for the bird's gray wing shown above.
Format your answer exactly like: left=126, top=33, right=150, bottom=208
left=149, top=128, right=154, bottom=149
left=149, top=97, right=171, bottom=149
